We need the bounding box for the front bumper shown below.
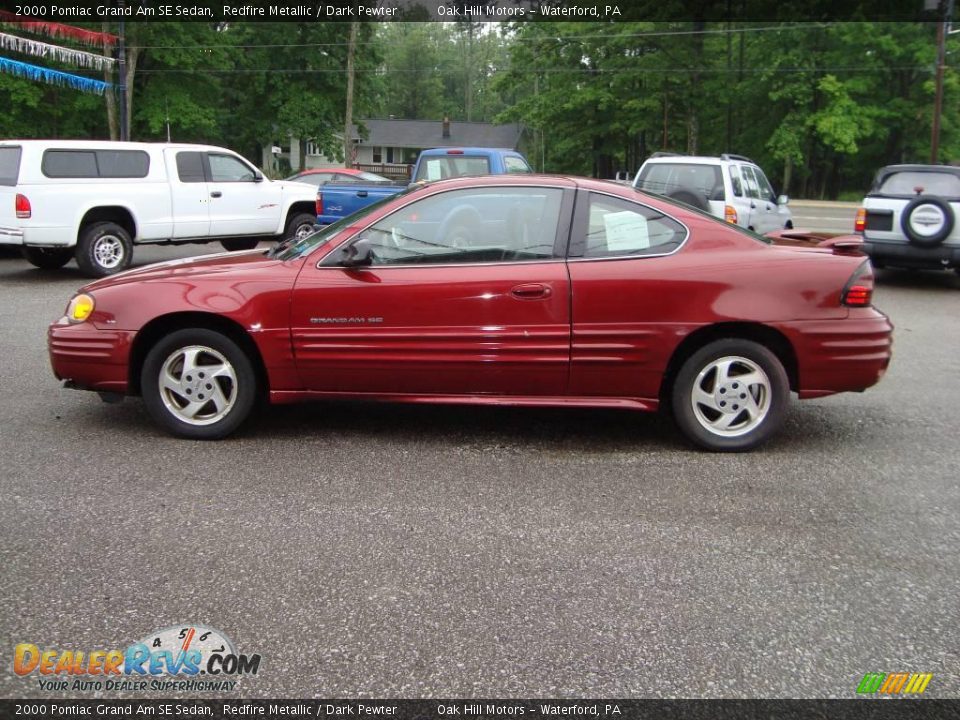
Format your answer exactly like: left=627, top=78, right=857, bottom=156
left=48, top=319, right=136, bottom=394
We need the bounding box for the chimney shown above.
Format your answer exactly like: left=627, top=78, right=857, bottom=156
left=442, top=116, right=450, bottom=139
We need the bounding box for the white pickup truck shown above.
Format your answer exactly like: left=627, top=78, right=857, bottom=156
left=0, top=140, right=318, bottom=276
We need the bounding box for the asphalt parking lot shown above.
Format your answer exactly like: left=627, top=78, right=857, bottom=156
left=1, top=244, right=958, bottom=699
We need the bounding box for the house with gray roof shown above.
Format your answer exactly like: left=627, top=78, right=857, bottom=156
left=287, top=117, right=525, bottom=180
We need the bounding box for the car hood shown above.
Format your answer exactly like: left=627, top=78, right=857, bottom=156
left=81, top=250, right=283, bottom=292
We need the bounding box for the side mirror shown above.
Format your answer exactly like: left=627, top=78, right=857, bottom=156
left=341, top=238, right=374, bottom=268
left=777, top=194, right=789, bottom=205
left=253, top=170, right=264, bottom=183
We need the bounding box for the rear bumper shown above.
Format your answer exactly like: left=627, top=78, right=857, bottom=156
left=781, top=311, right=893, bottom=399
left=0, top=226, right=24, bottom=245
left=0, top=225, right=73, bottom=247
left=48, top=319, right=135, bottom=394
left=862, top=239, right=960, bottom=269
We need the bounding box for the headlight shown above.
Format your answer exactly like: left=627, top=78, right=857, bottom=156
left=66, top=293, right=95, bottom=323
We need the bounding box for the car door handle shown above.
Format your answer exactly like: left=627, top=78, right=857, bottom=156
left=357, top=191, right=368, bottom=198
left=511, top=283, right=552, bottom=300
left=210, top=191, right=222, bottom=198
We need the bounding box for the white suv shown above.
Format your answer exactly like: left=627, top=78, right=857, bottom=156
left=854, top=164, right=960, bottom=273
left=633, top=153, right=793, bottom=235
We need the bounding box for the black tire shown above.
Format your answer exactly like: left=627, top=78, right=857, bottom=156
left=220, top=238, right=261, bottom=251
left=75, top=222, right=133, bottom=277
left=671, top=339, right=790, bottom=452
left=22, top=246, right=73, bottom=270
left=667, top=189, right=709, bottom=211
left=285, top=212, right=318, bottom=242
left=141, top=328, right=257, bottom=440
left=900, top=195, right=955, bottom=247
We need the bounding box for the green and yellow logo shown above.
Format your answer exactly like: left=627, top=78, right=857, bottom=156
left=857, top=672, right=932, bottom=695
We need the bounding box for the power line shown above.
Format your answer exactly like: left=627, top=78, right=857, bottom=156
left=127, top=22, right=839, bottom=50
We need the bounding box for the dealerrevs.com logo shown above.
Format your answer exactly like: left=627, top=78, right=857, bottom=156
left=14, top=624, right=261, bottom=692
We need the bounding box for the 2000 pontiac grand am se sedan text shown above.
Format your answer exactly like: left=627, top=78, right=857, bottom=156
left=48, top=175, right=893, bottom=451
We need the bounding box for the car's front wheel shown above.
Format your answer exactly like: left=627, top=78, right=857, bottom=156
left=141, top=329, right=256, bottom=439
left=671, top=339, right=789, bottom=451
left=220, top=238, right=261, bottom=251
left=285, top=213, right=318, bottom=243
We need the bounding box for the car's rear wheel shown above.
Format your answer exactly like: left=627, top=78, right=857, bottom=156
left=671, top=339, right=789, bottom=451
left=76, top=222, right=133, bottom=277
left=141, top=329, right=256, bottom=440
left=22, top=246, right=73, bottom=269
left=220, top=238, right=261, bottom=251
left=285, top=213, right=318, bottom=242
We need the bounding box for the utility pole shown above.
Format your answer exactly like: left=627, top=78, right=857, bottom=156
left=118, top=6, right=127, bottom=142
left=931, top=0, right=947, bottom=163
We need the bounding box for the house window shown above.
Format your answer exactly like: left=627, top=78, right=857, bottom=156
left=372, top=146, right=382, bottom=163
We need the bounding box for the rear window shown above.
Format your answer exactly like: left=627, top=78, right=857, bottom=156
left=637, top=162, right=723, bottom=200
left=42, top=149, right=150, bottom=179
left=414, top=155, right=491, bottom=182
left=877, top=171, right=960, bottom=197
left=0, top=146, right=22, bottom=186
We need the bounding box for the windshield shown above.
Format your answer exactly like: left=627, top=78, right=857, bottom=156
left=270, top=189, right=413, bottom=261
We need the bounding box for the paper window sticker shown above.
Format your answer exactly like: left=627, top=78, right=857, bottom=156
left=426, top=160, right=442, bottom=181
left=604, top=211, right=649, bottom=251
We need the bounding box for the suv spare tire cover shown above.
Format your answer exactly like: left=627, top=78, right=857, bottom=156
left=668, top=189, right=709, bottom=211
left=900, top=195, right=955, bottom=247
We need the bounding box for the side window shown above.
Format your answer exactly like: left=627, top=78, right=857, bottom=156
left=208, top=153, right=256, bottom=182
left=504, top=156, right=532, bottom=174
left=176, top=152, right=206, bottom=183
left=728, top=165, right=743, bottom=197
left=740, top=166, right=761, bottom=200
left=95, top=150, right=149, bottom=178
left=754, top=168, right=777, bottom=202
left=337, top=187, right=563, bottom=266
left=42, top=150, right=98, bottom=178
left=578, top=193, right=686, bottom=259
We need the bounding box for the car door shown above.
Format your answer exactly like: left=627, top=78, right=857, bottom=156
left=741, top=165, right=778, bottom=233
left=290, top=184, right=574, bottom=396
left=565, top=190, right=690, bottom=401
left=165, top=149, right=210, bottom=239
left=754, top=167, right=790, bottom=231
left=205, top=151, right=280, bottom=237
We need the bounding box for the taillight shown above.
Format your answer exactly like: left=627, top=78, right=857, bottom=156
left=724, top=205, right=737, bottom=224
left=315, top=193, right=323, bottom=217
left=841, top=260, right=874, bottom=307
left=854, top=207, right=866, bottom=233
left=15, top=193, right=31, bottom=219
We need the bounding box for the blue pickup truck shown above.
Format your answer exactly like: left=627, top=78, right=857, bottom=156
left=315, top=147, right=532, bottom=224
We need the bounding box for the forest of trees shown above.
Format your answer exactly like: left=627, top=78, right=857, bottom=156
left=0, top=18, right=956, bottom=199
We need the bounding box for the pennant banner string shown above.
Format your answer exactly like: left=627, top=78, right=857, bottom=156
left=0, top=55, right=112, bottom=95
left=0, top=32, right=114, bottom=71
left=0, top=11, right=118, bottom=47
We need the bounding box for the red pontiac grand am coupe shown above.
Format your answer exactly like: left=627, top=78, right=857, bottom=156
left=48, top=175, right=892, bottom=451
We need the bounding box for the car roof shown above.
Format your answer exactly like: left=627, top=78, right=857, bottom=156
left=643, top=155, right=736, bottom=165
left=876, top=164, right=960, bottom=176
left=0, top=139, right=238, bottom=153
left=292, top=168, right=364, bottom=175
